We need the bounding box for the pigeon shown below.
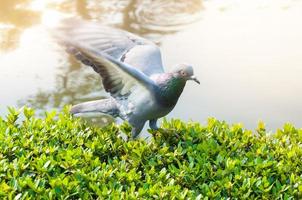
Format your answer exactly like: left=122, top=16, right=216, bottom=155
left=53, top=19, right=200, bottom=138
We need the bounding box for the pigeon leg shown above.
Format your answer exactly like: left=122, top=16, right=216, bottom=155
left=130, top=121, right=145, bottom=139
left=149, top=119, right=159, bottom=130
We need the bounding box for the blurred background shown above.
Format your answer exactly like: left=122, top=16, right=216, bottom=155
left=0, top=0, right=302, bottom=130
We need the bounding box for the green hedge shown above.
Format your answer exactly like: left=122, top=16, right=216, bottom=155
left=0, top=107, right=302, bottom=199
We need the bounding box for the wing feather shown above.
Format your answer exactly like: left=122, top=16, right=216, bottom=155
left=62, top=43, right=157, bottom=99
left=53, top=18, right=165, bottom=76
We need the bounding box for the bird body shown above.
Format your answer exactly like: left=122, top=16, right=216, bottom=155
left=53, top=19, right=199, bottom=138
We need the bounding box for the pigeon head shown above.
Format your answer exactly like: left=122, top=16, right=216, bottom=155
left=172, top=64, right=200, bottom=84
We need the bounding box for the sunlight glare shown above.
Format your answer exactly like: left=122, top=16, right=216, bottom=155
left=30, top=0, right=67, bottom=28
left=41, top=10, right=65, bottom=28
left=30, top=0, right=47, bottom=11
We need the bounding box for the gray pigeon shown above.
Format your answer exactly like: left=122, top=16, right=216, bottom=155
left=53, top=19, right=200, bottom=138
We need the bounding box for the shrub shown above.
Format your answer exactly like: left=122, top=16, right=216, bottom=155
left=0, top=107, right=302, bottom=199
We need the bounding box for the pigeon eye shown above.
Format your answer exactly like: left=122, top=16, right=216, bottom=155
left=181, top=71, right=186, bottom=76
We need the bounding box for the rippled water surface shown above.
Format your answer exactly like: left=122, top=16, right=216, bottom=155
left=1, top=0, right=302, bottom=130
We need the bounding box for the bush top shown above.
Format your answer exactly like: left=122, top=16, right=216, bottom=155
left=0, top=107, right=302, bottom=199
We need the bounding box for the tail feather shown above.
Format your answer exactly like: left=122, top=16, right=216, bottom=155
left=71, top=98, right=120, bottom=117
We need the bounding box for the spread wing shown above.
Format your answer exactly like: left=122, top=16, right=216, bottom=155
left=54, top=19, right=165, bottom=76
left=62, top=42, right=158, bottom=99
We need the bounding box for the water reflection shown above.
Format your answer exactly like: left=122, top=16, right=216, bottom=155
left=48, top=0, right=202, bottom=39
left=0, top=0, right=40, bottom=51
left=0, top=0, right=203, bottom=124
left=4, top=0, right=301, bottom=131
left=19, top=60, right=102, bottom=110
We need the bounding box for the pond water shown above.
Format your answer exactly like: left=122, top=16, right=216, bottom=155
left=1, top=0, right=302, bottom=131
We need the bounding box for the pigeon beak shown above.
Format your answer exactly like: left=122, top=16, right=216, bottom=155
left=189, top=76, right=200, bottom=84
